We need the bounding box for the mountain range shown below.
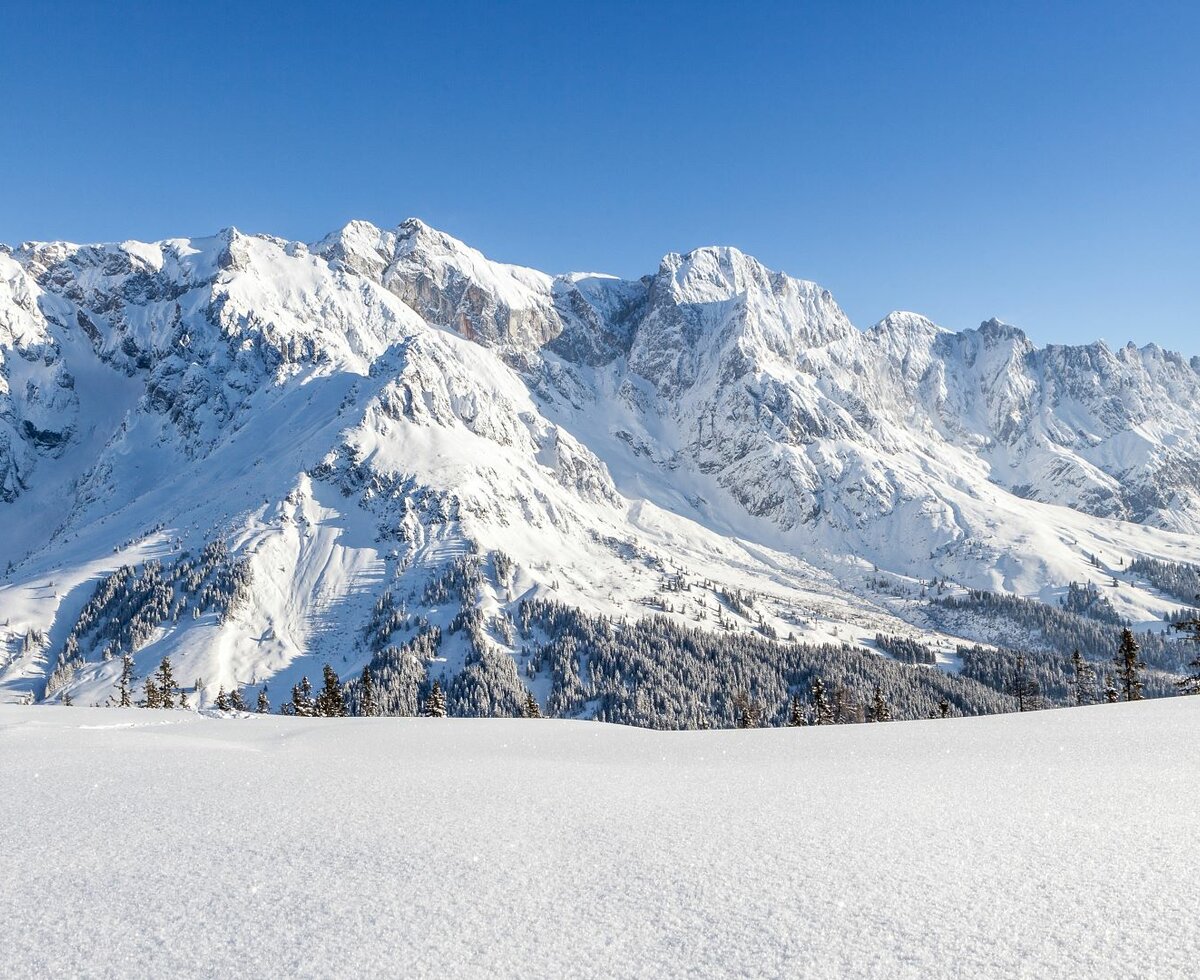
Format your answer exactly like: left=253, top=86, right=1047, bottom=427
left=2, top=219, right=1198, bottom=716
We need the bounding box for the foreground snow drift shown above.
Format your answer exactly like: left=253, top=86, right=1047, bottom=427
left=2, top=701, right=1196, bottom=978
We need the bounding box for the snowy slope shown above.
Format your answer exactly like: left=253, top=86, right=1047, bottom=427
left=1, top=699, right=1196, bottom=978
left=1, top=222, right=1199, bottom=710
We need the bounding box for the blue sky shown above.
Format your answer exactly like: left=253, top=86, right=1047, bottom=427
left=2, top=1, right=1196, bottom=351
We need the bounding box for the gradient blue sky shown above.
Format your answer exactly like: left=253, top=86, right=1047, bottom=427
left=3, top=1, right=1196, bottom=351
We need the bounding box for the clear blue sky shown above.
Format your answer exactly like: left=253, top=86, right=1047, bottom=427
left=2, top=0, right=1196, bottom=351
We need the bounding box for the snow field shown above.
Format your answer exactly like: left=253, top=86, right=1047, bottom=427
left=1, top=698, right=1196, bottom=978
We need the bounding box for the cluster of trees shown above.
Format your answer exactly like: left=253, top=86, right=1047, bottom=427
left=937, top=589, right=1189, bottom=672
left=45, top=540, right=252, bottom=698
left=1128, top=556, right=1200, bottom=607
left=1059, top=580, right=1124, bottom=625
left=874, top=634, right=937, bottom=665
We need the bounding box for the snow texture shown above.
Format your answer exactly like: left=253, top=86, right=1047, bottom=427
left=0, top=699, right=1195, bottom=978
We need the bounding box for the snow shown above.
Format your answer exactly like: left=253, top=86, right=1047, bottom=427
left=1, top=698, right=1195, bottom=977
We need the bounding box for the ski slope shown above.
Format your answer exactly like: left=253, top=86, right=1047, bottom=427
left=2, top=699, right=1195, bottom=978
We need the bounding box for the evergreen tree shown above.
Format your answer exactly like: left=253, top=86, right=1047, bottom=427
left=811, top=677, right=833, bottom=726
left=178, top=687, right=190, bottom=709
left=1114, top=628, right=1146, bottom=701
left=1171, top=615, right=1200, bottom=695
left=61, top=691, right=73, bottom=706
left=786, top=694, right=806, bottom=727
left=732, top=690, right=760, bottom=728
left=117, top=653, right=134, bottom=708
left=1103, top=674, right=1120, bottom=704
left=868, top=683, right=891, bottom=722
left=215, top=686, right=231, bottom=711
left=423, top=680, right=447, bottom=718
left=285, top=676, right=316, bottom=717
left=1069, top=649, right=1096, bottom=706
left=1009, top=655, right=1040, bottom=712
left=937, top=697, right=951, bottom=719
left=358, top=666, right=378, bottom=717
left=317, top=664, right=347, bottom=717
left=230, top=688, right=247, bottom=712
left=154, top=657, right=177, bottom=709
left=522, top=691, right=542, bottom=718
left=143, top=676, right=161, bottom=709
left=256, top=687, right=270, bottom=714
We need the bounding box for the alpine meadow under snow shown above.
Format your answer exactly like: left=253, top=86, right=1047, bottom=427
left=1, top=699, right=1197, bottom=978
left=2, top=218, right=1200, bottom=721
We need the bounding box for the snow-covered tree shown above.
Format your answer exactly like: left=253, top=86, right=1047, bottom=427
left=423, top=680, right=447, bottom=718
left=1114, top=629, right=1146, bottom=702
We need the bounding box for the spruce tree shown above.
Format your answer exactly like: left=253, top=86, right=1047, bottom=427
left=1103, top=674, right=1120, bottom=704
left=786, top=694, right=806, bottom=727
left=143, top=676, right=161, bottom=709
left=117, top=653, right=134, bottom=708
left=1009, top=655, right=1040, bottom=712
left=154, top=657, right=177, bottom=709
left=1069, top=649, right=1096, bottom=706
left=522, top=691, right=542, bottom=718
left=423, top=680, right=447, bottom=718
left=215, top=686, right=231, bottom=712
left=230, top=688, right=247, bottom=712
left=317, top=664, right=346, bottom=717
left=937, top=697, right=951, bottom=719
left=811, top=677, right=833, bottom=726
left=1114, top=628, right=1146, bottom=701
left=868, top=684, right=891, bottom=722
left=359, top=666, right=378, bottom=717
left=285, top=676, right=316, bottom=717
left=256, top=687, right=270, bottom=713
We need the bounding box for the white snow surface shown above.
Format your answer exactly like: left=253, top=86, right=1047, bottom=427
left=1, top=699, right=1196, bottom=978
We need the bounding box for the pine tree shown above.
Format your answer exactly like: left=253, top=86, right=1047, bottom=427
left=358, top=666, right=378, bottom=717
left=230, top=688, right=247, bottom=712
left=178, top=688, right=190, bottom=709
left=937, top=697, right=951, bottom=719
left=154, top=657, right=177, bottom=709
left=1069, top=649, right=1096, bottom=706
left=117, top=653, right=134, bottom=708
left=423, top=680, right=447, bottom=718
left=143, top=676, right=161, bottom=708
left=811, top=677, right=833, bottom=726
left=61, top=691, right=73, bottom=706
left=786, top=694, right=806, bottom=727
left=215, top=686, right=231, bottom=711
left=522, top=691, right=542, bottom=718
left=316, top=664, right=346, bottom=717
left=1114, top=628, right=1146, bottom=701
left=256, top=687, right=270, bottom=713
left=1171, top=615, right=1200, bottom=695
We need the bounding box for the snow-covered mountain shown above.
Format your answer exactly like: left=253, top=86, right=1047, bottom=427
left=2, top=219, right=1198, bottom=714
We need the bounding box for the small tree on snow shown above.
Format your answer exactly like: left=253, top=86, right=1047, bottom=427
left=256, top=687, right=270, bottom=714
left=154, top=657, right=177, bottom=709
left=230, top=688, right=247, bottom=712
left=1114, top=628, right=1146, bottom=702
left=522, top=691, right=542, bottom=718
left=868, top=684, right=891, bottom=722
left=786, top=694, right=806, bottom=727
left=215, top=686, right=231, bottom=712
left=317, top=664, right=347, bottom=717
left=423, top=680, right=447, bottom=718
left=358, top=667, right=378, bottom=717
left=810, top=677, right=833, bottom=726
left=1069, top=649, right=1096, bottom=706
left=143, top=676, right=161, bottom=709
left=117, top=653, right=135, bottom=708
